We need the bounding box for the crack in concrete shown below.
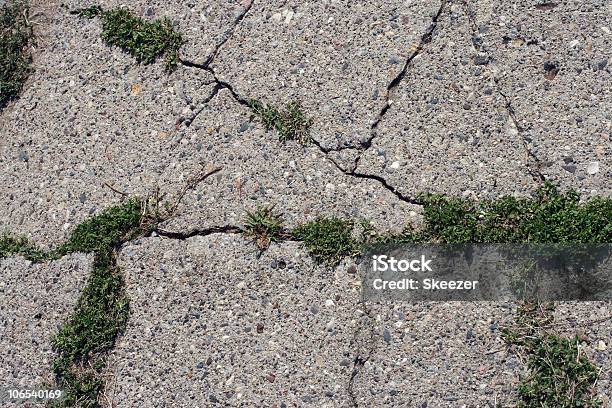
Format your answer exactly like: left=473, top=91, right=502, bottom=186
left=460, top=0, right=546, bottom=184
left=346, top=299, right=377, bottom=407
left=497, top=89, right=547, bottom=183
left=200, top=0, right=255, bottom=69
left=153, top=225, right=243, bottom=239
left=309, top=0, right=448, bottom=157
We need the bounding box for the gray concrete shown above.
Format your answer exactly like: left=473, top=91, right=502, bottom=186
left=0, top=0, right=610, bottom=407
left=107, top=235, right=361, bottom=407
left=0, top=254, right=90, bottom=395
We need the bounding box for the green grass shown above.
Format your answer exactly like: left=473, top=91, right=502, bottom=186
left=75, top=6, right=184, bottom=70
left=503, top=304, right=601, bottom=408
left=0, top=232, right=49, bottom=262
left=0, top=200, right=145, bottom=407
left=373, top=183, right=612, bottom=244
left=243, top=205, right=284, bottom=249
left=292, top=217, right=358, bottom=265
left=50, top=199, right=143, bottom=407
left=0, top=0, right=34, bottom=109
left=250, top=100, right=313, bottom=144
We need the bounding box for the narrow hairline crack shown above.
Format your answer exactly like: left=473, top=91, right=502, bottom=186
left=460, top=1, right=546, bottom=185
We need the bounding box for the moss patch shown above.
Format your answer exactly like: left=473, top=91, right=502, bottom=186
left=250, top=100, right=312, bottom=144
left=375, top=183, right=611, bottom=244
left=0, top=0, right=34, bottom=109
left=75, top=6, right=184, bottom=70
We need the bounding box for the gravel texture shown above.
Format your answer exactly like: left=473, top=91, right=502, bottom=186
left=0, top=254, right=90, bottom=397
left=0, top=0, right=610, bottom=406
left=107, top=235, right=361, bottom=407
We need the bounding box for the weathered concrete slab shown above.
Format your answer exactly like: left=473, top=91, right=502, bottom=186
left=357, top=3, right=536, bottom=200
left=161, top=88, right=420, bottom=235
left=212, top=0, right=444, bottom=149
left=352, top=302, right=521, bottom=407
left=477, top=1, right=612, bottom=196
left=0, top=254, right=90, bottom=394
left=0, top=4, right=217, bottom=247
left=108, top=235, right=362, bottom=407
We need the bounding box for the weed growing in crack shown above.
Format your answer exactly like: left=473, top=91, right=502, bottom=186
left=74, top=6, right=184, bottom=70
left=243, top=205, right=284, bottom=250
left=49, top=199, right=145, bottom=407
left=250, top=99, right=312, bottom=144
left=292, top=217, right=359, bottom=265
left=502, top=303, right=601, bottom=408
left=369, top=183, right=612, bottom=245
left=73, top=5, right=103, bottom=19
left=0, top=0, right=34, bottom=110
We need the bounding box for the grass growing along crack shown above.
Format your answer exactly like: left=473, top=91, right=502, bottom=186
left=0, top=199, right=147, bottom=407
left=250, top=99, right=313, bottom=144
left=0, top=0, right=34, bottom=110
left=292, top=217, right=359, bottom=265
left=243, top=205, right=285, bottom=250
left=50, top=198, right=146, bottom=407
left=73, top=5, right=184, bottom=70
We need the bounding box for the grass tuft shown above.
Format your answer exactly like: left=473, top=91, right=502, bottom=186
left=292, top=217, right=358, bottom=265
left=0, top=232, right=49, bottom=262
left=250, top=100, right=312, bottom=144
left=75, top=6, right=184, bottom=70
left=503, top=303, right=601, bottom=408
left=0, top=0, right=34, bottom=110
left=243, top=205, right=284, bottom=250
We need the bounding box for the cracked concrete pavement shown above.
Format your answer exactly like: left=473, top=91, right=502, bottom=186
left=0, top=0, right=611, bottom=406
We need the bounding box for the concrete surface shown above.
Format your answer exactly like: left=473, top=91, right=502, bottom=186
left=0, top=0, right=610, bottom=407
left=0, top=254, right=90, bottom=398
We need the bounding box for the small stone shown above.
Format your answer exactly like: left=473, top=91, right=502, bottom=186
left=256, top=323, right=264, bottom=333
left=310, top=305, right=319, bottom=315
left=79, top=192, right=87, bottom=203
left=562, top=164, right=577, bottom=174
left=325, top=299, right=335, bottom=307
left=339, top=359, right=351, bottom=367
left=347, top=264, right=357, bottom=274
left=596, top=340, right=607, bottom=351
left=586, top=161, right=599, bottom=175
left=238, top=122, right=250, bottom=132
left=390, top=161, right=400, bottom=169
left=544, top=61, right=559, bottom=80
left=473, top=55, right=489, bottom=65
left=266, top=373, right=276, bottom=383
left=383, top=328, right=391, bottom=343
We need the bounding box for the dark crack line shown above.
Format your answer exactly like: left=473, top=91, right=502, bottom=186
left=497, top=89, right=546, bottom=183
left=459, top=1, right=546, bottom=184
left=365, top=0, right=448, bottom=149
left=154, top=225, right=243, bottom=240
left=347, top=296, right=377, bottom=407
left=309, top=0, right=448, bottom=156
left=198, top=0, right=255, bottom=69
left=180, top=60, right=252, bottom=124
